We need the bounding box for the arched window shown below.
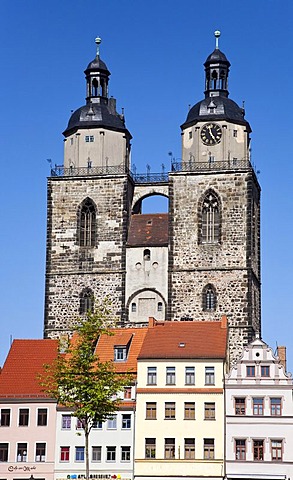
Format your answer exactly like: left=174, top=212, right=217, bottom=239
left=143, top=249, right=151, bottom=261
left=201, top=191, right=220, bottom=244
left=131, top=302, right=137, bottom=312
left=78, top=198, right=96, bottom=247
left=79, top=288, right=94, bottom=314
left=157, top=302, right=163, bottom=312
left=203, top=284, right=217, bottom=311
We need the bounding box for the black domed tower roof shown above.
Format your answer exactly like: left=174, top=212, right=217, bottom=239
left=181, top=31, right=251, bottom=132
left=63, top=37, right=131, bottom=138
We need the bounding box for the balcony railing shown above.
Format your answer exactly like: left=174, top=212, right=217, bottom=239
left=50, top=158, right=254, bottom=183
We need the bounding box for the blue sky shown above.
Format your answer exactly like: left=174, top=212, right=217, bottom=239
left=0, top=0, right=292, bottom=370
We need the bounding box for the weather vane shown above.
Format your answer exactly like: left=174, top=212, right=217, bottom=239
left=95, top=36, right=102, bottom=56
left=214, top=30, right=221, bottom=49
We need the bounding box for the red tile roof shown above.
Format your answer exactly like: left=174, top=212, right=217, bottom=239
left=127, top=214, right=168, bottom=247
left=96, top=328, right=148, bottom=373
left=0, top=339, right=59, bottom=399
left=138, top=317, right=228, bottom=359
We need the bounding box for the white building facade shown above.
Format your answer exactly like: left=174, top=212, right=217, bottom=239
left=225, top=337, right=293, bottom=480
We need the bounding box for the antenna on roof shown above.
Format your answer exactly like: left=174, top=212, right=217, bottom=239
left=214, top=30, right=221, bottom=49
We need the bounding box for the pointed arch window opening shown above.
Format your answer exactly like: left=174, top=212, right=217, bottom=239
left=79, top=199, right=96, bottom=247
left=202, top=193, right=220, bottom=244
left=203, top=285, right=217, bottom=311
left=80, top=288, right=94, bottom=315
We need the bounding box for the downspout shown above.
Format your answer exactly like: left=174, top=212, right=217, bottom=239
left=132, top=380, right=137, bottom=480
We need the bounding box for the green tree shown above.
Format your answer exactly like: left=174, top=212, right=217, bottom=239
left=40, top=301, right=131, bottom=480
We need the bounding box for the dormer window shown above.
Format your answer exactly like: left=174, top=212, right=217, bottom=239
left=114, top=346, right=127, bottom=361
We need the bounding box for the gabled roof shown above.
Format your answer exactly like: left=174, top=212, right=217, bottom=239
left=96, top=328, right=148, bottom=373
left=127, top=214, right=168, bottom=247
left=138, top=317, right=228, bottom=360
left=0, top=339, right=59, bottom=399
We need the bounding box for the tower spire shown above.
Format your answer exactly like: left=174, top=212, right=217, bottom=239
left=204, top=31, right=230, bottom=98
left=214, top=30, right=221, bottom=49
left=95, top=36, right=102, bottom=56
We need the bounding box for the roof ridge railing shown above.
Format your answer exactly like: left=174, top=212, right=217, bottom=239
left=50, top=158, right=254, bottom=183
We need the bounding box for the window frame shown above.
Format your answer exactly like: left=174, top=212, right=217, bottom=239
left=270, top=397, right=282, bottom=416
left=107, top=415, right=117, bottom=430
left=271, top=440, right=283, bottom=461
left=253, top=439, right=264, bottom=461
left=205, top=366, right=215, bottom=385
left=75, top=446, right=85, bottom=462
left=18, top=408, right=29, bottom=427
left=17, top=443, right=27, bottom=462
left=165, top=402, right=176, bottom=420
left=204, top=402, right=215, bottom=420
left=235, top=439, right=246, bottom=460
left=184, top=438, right=195, bottom=460
left=145, top=438, right=156, bottom=459
left=253, top=397, right=264, bottom=416
left=60, top=446, right=70, bottom=462
left=106, top=446, right=116, bottom=462
left=92, top=446, right=101, bottom=462
left=146, top=402, right=157, bottom=420
left=0, top=443, right=8, bottom=462
left=261, top=365, right=270, bottom=377
left=61, top=414, right=71, bottom=430
left=0, top=409, right=10, bottom=427
left=37, top=408, right=48, bottom=426
left=121, top=446, right=131, bottom=462
left=164, top=438, right=175, bottom=459
left=234, top=397, right=246, bottom=415
left=184, top=402, right=195, bottom=420
left=200, top=191, right=220, bottom=244
left=147, top=367, right=157, bottom=385
left=35, top=442, right=46, bottom=462
left=122, top=414, right=131, bottom=429
left=114, top=346, right=127, bottom=361
left=166, top=366, right=176, bottom=385
left=185, top=366, right=195, bottom=385
left=203, top=438, right=215, bottom=460
left=246, top=365, right=255, bottom=377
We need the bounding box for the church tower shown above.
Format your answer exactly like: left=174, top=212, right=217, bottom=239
left=44, top=38, right=132, bottom=338
left=169, top=32, right=261, bottom=360
left=44, top=33, right=260, bottom=363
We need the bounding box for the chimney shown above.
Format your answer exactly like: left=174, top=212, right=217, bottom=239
left=148, top=317, right=156, bottom=328
left=277, top=346, right=286, bottom=372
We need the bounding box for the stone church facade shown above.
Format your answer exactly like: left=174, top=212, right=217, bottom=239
left=44, top=34, right=260, bottom=362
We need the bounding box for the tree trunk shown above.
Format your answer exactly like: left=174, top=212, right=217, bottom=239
left=85, top=426, right=90, bottom=480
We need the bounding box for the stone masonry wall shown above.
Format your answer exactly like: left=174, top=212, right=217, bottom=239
left=44, top=174, right=131, bottom=337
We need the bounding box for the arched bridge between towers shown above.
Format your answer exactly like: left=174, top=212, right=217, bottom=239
left=131, top=184, right=169, bottom=213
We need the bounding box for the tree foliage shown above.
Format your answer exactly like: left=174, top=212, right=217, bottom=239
left=40, top=300, right=132, bottom=479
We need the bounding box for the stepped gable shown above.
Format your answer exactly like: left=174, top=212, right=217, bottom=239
left=138, top=317, right=228, bottom=359
left=127, top=214, right=168, bottom=247
left=96, top=327, right=148, bottom=373
left=0, top=339, right=58, bottom=398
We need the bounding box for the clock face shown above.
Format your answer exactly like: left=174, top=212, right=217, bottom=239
left=200, top=123, right=222, bottom=145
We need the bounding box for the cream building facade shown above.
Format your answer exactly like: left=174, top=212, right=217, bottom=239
left=134, top=318, right=227, bottom=480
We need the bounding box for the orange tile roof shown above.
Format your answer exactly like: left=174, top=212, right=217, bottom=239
left=0, top=339, right=59, bottom=399
left=138, top=318, right=228, bottom=359
left=127, top=213, right=168, bottom=247
left=95, top=328, right=148, bottom=373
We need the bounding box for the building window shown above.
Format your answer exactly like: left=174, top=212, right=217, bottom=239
left=131, top=302, right=137, bottom=312
left=235, top=397, right=246, bottom=415
left=205, top=366, right=215, bottom=385
left=184, top=402, right=195, bottom=420
left=185, top=366, right=195, bottom=385
left=92, top=446, right=101, bottom=462
left=122, top=414, right=131, bottom=429
left=203, top=284, right=217, bottom=311
left=78, top=198, right=96, bottom=247
left=75, top=447, right=85, bottom=462
left=37, top=408, right=47, bottom=426
left=253, top=440, right=264, bottom=460
left=253, top=398, right=264, bottom=415
left=19, top=409, right=29, bottom=426
left=17, top=443, right=27, bottom=462
left=235, top=439, right=246, bottom=460
left=124, top=387, right=132, bottom=399
left=107, top=415, right=117, bottom=429
left=146, top=402, right=157, bottom=420
left=62, top=414, right=71, bottom=429
left=60, top=446, right=70, bottom=462
left=233, top=129, right=237, bottom=137
left=157, top=302, right=163, bottom=312
left=165, top=402, right=175, bottom=419
left=114, top=346, right=127, bottom=361
left=201, top=191, right=220, bottom=244
left=184, top=438, right=195, bottom=459
left=147, top=367, right=157, bottom=385
left=204, top=438, right=214, bottom=459
left=145, top=438, right=156, bottom=459
left=271, top=440, right=282, bottom=461
left=204, top=402, right=215, bottom=420
left=76, top=418, right=83, bottom=429
left=79, top=287, right=94, bottom=315
left=0, top=443, right=8, bottom=462
left=106, top=446, right=116, bottom=462
left=189, top=131, right=192, bottom=139
left=121, top=446, right=131, bottom=462
left=35, top=443, right=46, bottom=462
left=246, top=365, right=255, bottom=377
left=92, top=420, right=103, bottom=429
left=164, top=438, right=175, bottom=459
left=166, top=366, right=176, bottom=385
left=85, top=135, right=94, bottom=142
left=0, top=409, right=10, bottom=427
left=143, top=249, right=151, bottom=260
left=270, top=397, right=282, bottom=416
left=261, top=365, right=270, bottom=377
